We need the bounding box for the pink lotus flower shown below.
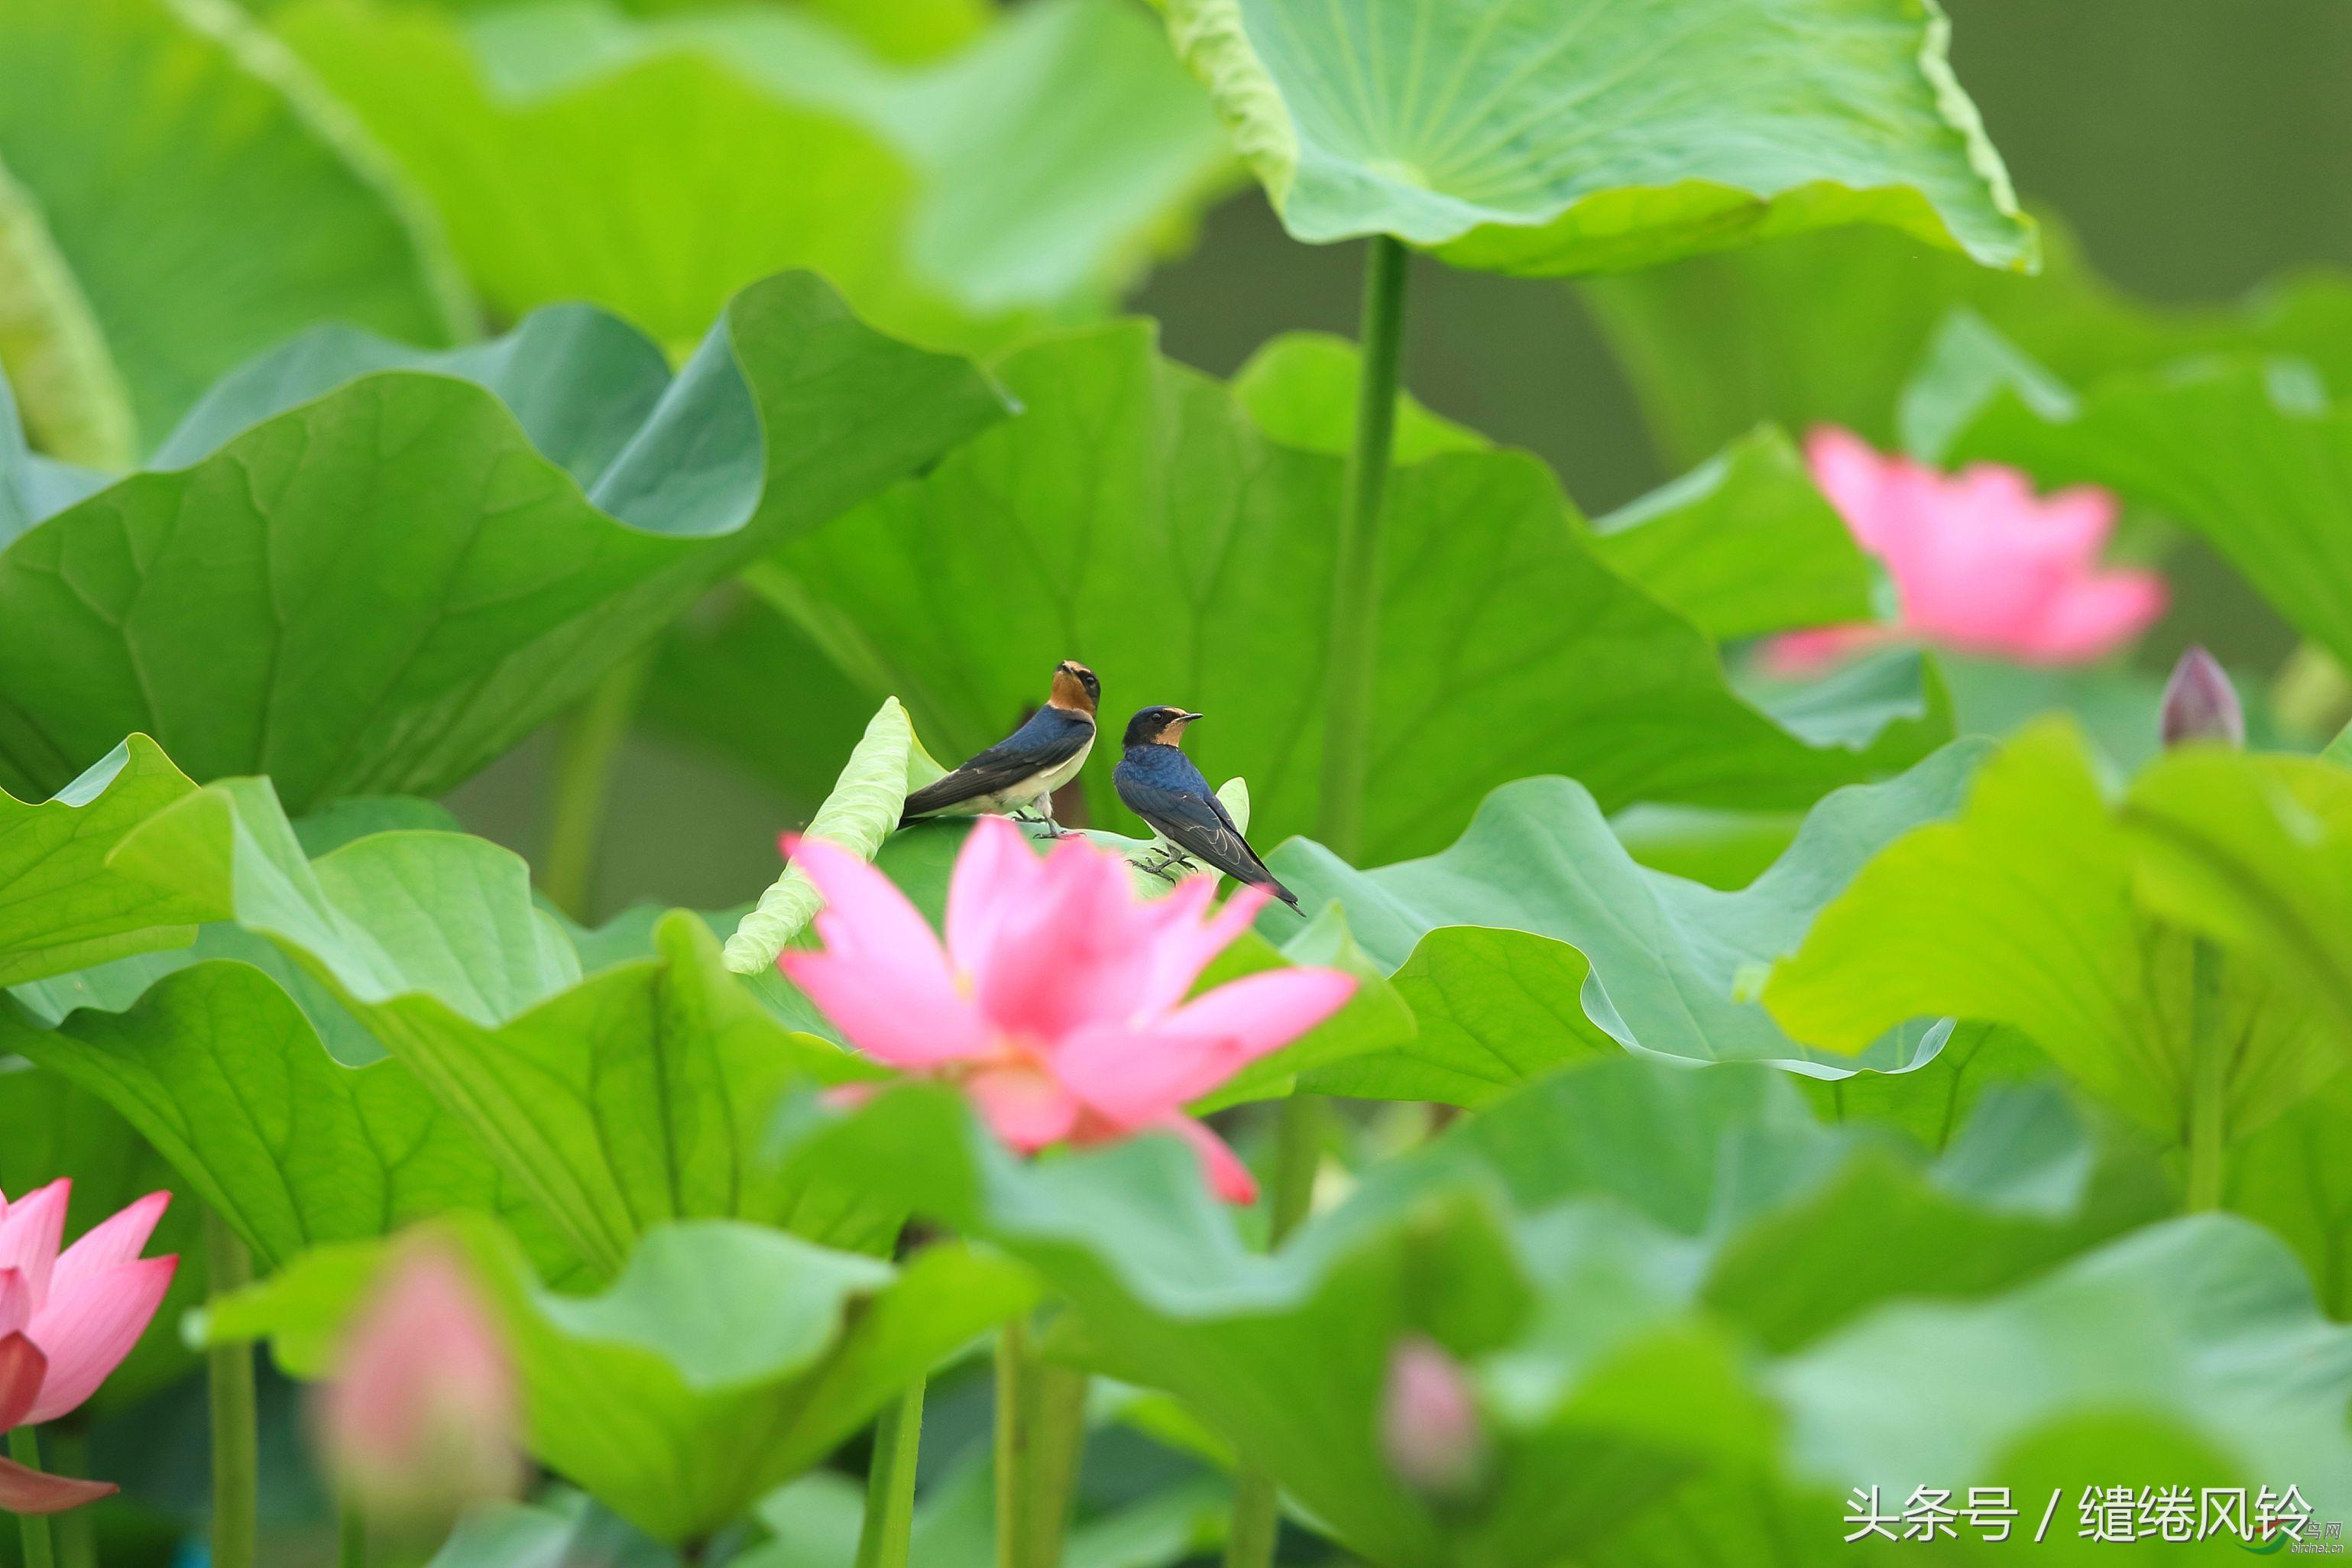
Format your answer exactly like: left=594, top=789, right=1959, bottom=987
left=778, top=817, right=1356, bottom=1203
left=318, top=1236, right=524, bottom=1527
left=0, top=1182, right=177, bottom=1515
left=1765, top=426, right=2167, bottom=672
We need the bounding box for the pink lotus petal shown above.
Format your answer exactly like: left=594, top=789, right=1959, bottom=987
left=1131, top=885, right=1269, bottom=1019
left=0, top=1269, right=28, bottom=1338
left=24, top=1255, right=176, bottom=1424
left=944, top=815, right=1038, bottom=977
left=1163, top=968, right=1357, bottom=1070
left=777, top=834, right=991, bottom=1067
left=1153, top=1115, right=1259, bottom=1205
left=777, top=949, right=989, bottom=1068
left=1778, top=426, right=2165, bottom=671
left=0, top=1331, right=44, bottom=1430
left=964, top=1066, right=1080, bottom=1152
left=50, top=1191, right=170, bottom=1283
left=2014, top=572, right=2171, bottom=663
left=0, top=1456, right=115, bottom=1515
left=0, top=1181, right=68, bottom=1303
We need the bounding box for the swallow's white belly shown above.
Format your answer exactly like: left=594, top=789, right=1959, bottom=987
left=955, top=732, right=1094, bottom=813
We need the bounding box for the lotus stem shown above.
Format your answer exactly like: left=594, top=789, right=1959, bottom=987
left=47, top=1427, right=92, bottom=1568
left=1315, top=234, right=1410, bottom=864
left=857, top=1376, right=925, bottom=1568
left=1223, top=1093, right=1325, bottom=1568
left=996, top=1317, right=1087, bottom=1568
left=9, top=1427, right=57, bottom=1568
left=205, top=1209, right=259, bottom=1568
left=542, top=654, right=650, bottom=922
left=337, top=1501, right=367, bottom=1568
left=2185, top=937, right=2231, bottom=1212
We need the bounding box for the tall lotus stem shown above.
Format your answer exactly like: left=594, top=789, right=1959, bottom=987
left=205, top=1210, right=259, bottom=1568
left=857, top=1377, right=925, bottom=1568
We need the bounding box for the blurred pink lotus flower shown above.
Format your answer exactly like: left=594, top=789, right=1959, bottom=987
left=1765, top=426, right=2167, bottom=673
left=1378, top=1336, right=1488, bottom=1502
left=779, top=816, right=1356, bottom=1204
left=0, top=1182, right=177, bottom=1515
left=319, top=1236, right=524, bottom=1528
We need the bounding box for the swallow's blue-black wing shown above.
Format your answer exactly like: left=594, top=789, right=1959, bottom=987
left=902, top=709, right=1091, bottom=820
left=1116, top=766, right=1278, bottom=888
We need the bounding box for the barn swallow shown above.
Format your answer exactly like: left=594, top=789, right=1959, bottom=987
left=900, top=660, right=1100, bottom=834
left=1113, top=705, right=1302, bottom=914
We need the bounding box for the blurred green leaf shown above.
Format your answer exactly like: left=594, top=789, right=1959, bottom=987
left=765, top=322, right=1950, bottom=864
left=1268, top=740, right=1988, bottom=1103
left=0, top=0, right=472, bottom=451
left=1767, top=721, right=2352, bottom=1145
left=1586, top=425, right=1881, bottom=641
left=2, top=961, right=584, bottom=1283
left=275, top=0, right=1230, bottom=352
left=1583, top=215, right=2352, bottom=469
left=0, top=272, right=1006, bottom=811
left=1231, top=335, right=1881, bottom=643
left=0, top=736, right=215, bottom=988
left=1958, top=361, right=2352, bottom=671
left=112, top=776, right=894, bottom=1275
left=212, top=1216, right=1037, bottom=1544
left=1161, top=0, right=2032, bottom=275
left=773, top=1058, right=2271, bottom=1567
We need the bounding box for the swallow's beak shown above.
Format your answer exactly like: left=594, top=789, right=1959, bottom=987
left=1181, top=711, right=1207, bottom=724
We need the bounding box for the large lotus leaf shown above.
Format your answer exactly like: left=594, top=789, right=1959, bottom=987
left=1229, top=335, right=1881, bottom=641
left=0, top=960, right=583, bottom=1284
left=0, top=734, right=220, bottom=987
left=767, top=322, right=1949, bottom=863
left=275, top=0, right=1229, bottom=352
left=109, top=776, right=893, bottom=1276
left=771, top=1058, right=2222, bottom=1566
left=1955, top=362, right=2352, bottom=672
left=210, top=1216, right=1037, bottom=1544
left=0, top=0, right=471, bottom=454
left=0, top=271, right=1006, bottom=810
left=1267, top=740, right=1988, bottom=1103
left=1581, top=215, right=2352, bottom=468
left=1159, top=0, right=2032, bottom=276
left=0, top=1060, right=205, bottom=1407
left=1767, top=721, right=2352, bottom=1148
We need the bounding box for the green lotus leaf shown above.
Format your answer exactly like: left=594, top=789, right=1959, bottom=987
left=1581, top=215, right=2352, bottom=468
left=209, top=1216, right=1037, bottom=1544
left=1767, top=721, right=2352, bottom=1148
left=0, top=271, right=1007, bottom=812
left=0, top=0, right=471, bottom=454
left=2, top=960, right=585, bottom=1284
left=760, top=322, right=1949, bottom=865
left=1955, top=360, right=2352, bottom=672
left=0, top=735, right=219, bottom=988
left=1161, top=0, right=2033, bottom=276
left=1229, top=334, right=1882, bottom=640
left=109, top=775, right=894, bottom=1275
left=771, top=1056, right=2262, bottom=1566
left=1268, top=740, right=1988, bottom=1103
left=275, top=0, right=1231, bottom=352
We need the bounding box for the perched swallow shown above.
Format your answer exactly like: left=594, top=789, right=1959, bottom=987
left=900, top=660, right=1100, bottom=833
left=1113, top=705, right=1301, bottom=914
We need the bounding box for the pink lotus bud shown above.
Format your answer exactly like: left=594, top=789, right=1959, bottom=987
left=317, top=1238, right=524, bottom=1528
left=2160, top=646, right=2243, bottom=749
left=1378, top=1336, right=1488, bottom=1503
